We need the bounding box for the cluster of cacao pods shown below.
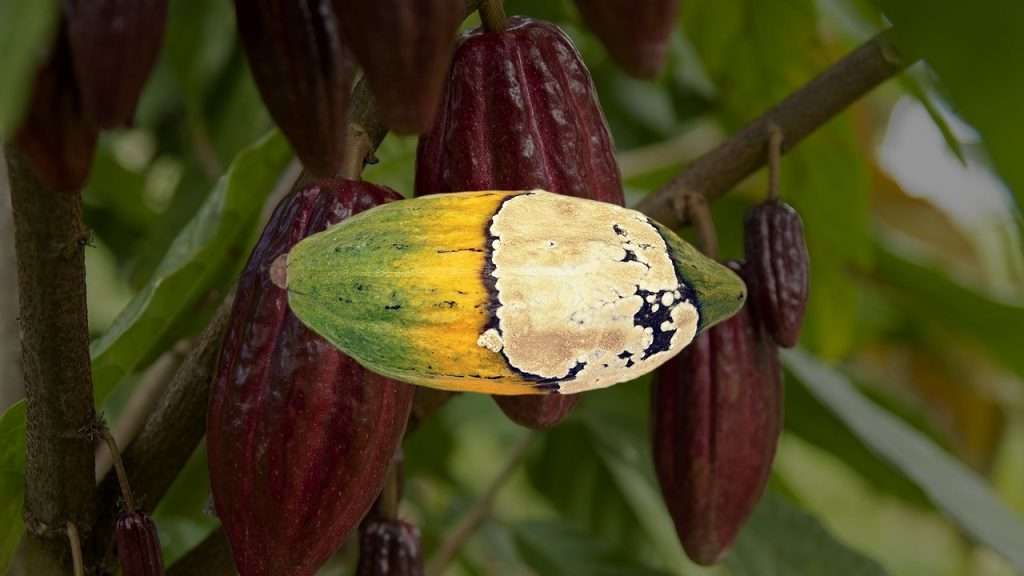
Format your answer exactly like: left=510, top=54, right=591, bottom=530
left=652, top=197, right=808, bottom=564
left=14, top=0, right=167, bottom=191
left=207, top=180, right=415, bottom=576
left=416, top=14, right=626, bottom=429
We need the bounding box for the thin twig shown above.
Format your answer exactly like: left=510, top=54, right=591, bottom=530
left=768, top=125, right=783, bottom=201
left=681, top=193, right=719, bottom=259
left=66, top=522, right=84, bottom=576
left=635, top=30, right=909, bottom=227
left=479, top=0, right=507, bottom=32
left=99, top=427, right=136, bottom=512
left=425, top=434, right=534, bottom=576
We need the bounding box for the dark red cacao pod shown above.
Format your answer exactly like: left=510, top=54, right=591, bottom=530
left=332, top=0, right=462, bottom=134
left=574, top=0, right=679, bottom=79
left=14, top=27, right=98, bottom=192
left=356, top=519, right=424, bottom=576
left=207, top=180, right=415, bottom=576
left=743, top=200, right=809, bottom=347
left=115, top=512, right=165, bottom=576
left=65, top=0, right=168, bottom=128
left=234, top=0, right=355, bottom=177
left=417, top=16, right=622, bottom=428
left=652, top=264, right=782, bottom=565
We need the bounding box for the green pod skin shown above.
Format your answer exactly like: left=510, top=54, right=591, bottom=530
left=234, top=0, right=354, bottom=177
left=652, top=262, right=782, bottom=565
left=332, top=0, right=462, bottom=134
left=15, top=26, right=98, bottom=192
left=208, top=180, right=414, bottom=576
left=744, top=200, right=809, bottom=347
left=417, top=17, right=623, bottom=427
left=574, top=0, right=680, bottom=79
left=115, top=512, right=165, bottom=576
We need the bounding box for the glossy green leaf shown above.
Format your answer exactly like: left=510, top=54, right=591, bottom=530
left=513, top=520, right=672, bottom=576
left=876, top=0, right=1024, bottom=213
left=0, top=0, right=58, bottom=138
left=682, top=0, right=871, bottom=358
left=90, top=131, right=291, bottom=401
left=0, top=401, right=26, bottom=575
left=783, top=349, right=1024, bottom=570
left=726, top=491, right=889, bottom=576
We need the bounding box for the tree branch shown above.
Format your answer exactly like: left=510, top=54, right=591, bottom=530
left=5, top=144, right=96, bottom=571
left=634, top=30, right=909, bottom=227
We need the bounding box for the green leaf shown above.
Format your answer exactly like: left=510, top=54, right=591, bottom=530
left=872, top=237, right=1024, bottom=381
left=89, top=131, right=291, bottom=401
left=783, top=349, right=1024, bottom=570
left=682, top=0, right=871, bottom=358
left=726, top=491, right=889, bottom=576
left=0, top=0, right=58, bottom=137
left=513, top=520, right=672, bottom=576
left=0, top=401, right=26, bottom=575
left=875, top=0, right=1024, bottom=213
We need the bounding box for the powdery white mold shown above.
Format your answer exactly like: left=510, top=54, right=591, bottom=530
left=480, top=191, right=699, bottom=393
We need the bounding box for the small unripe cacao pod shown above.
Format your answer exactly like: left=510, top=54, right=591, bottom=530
left=207, top=180, right=414, bottom=576
left=115, top=511, right=165, bottom=576
left=744, top=199, right=809, bottom=347
left=356, top=519, right=424, bottom=576
left=65, top=0, right=168, bottom=128
left=416, top=16, right=623, bottom=426
left=14, top=27, right=98, bottom=192
left=574, top=0, right=680, bottom=79
left=234, top=0, right=355, bottom=177
left=652, top=262, right=782, bottom=564
left=332, top=0, right=462, bottom=134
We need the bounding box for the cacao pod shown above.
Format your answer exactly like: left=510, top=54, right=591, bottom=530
left=416, top=17, right=621, bottom=203
left=234, top=0, right=355, bottom=177
left=207, top=180, right=414, bottom=576
left=652, top=261, right=782, bottom=565
left=356, top=519, right=424, bottom=576
left=65, top=0, right=168, bottom=128
left=332, top=0, right=462, bottom=134
left=744, top=199, right=809, bottom=347
left=115, top=511, right=165, bottom=576
left=281, top=190, right=746, bottom=395
left=14, top=27, right=98, bottom=192
left=415, top=16, right=622, bottom=424
left=574, top=0, right=679, bottom=79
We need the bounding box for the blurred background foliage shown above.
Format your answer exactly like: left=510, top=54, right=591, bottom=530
left=1, top=0, right=1022, bottom=574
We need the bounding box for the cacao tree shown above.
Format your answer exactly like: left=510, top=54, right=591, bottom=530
left=1, top=0, right=1023, bottom=575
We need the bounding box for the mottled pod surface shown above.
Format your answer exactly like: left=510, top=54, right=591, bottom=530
left=285, top=190, right=746, bottom=395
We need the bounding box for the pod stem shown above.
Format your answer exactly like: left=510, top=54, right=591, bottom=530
left=479, top=0, right=508, bottom=32
left=100, top=426, right=137, bottom=512
left=378, top=451, right=403, bottom=519
left=66, top=521, right=84, bottom=576
left=679, top=192, right=719, bottom=259
left=768, top=125, right=784, bottom=200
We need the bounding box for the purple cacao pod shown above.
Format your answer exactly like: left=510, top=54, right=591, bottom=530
left=652, top=263, right=782, bottom=565
left=115, top=511, right=165, bottom=576
left=65, top=0, right=168, bottom=128
left=14, top=27, right=98, bottom=192
left=207, top=180, right=415, bottom=576
left=416, top=16, right=623, bottom=429
left=744, top=199, right=809, bottom=347
left=234, top=0, right=355, bottom=177
left=574, top=0, right=680, bottom=79
left=332, top=0, right=462, bottom=134
left=356, top=519, right=424, bottom=576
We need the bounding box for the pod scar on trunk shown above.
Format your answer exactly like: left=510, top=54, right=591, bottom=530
left=477, top=191, right=700, bottom=394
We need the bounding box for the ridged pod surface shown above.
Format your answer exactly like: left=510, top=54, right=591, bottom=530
left=744, top=200, right=809, bottom=347
left=417, top=17, right=623, bottom=425
left=15, top=28, right=98, bottom=192
left=332, top=0, right=462, bottom=134
left=356, top=519, right=424, bottom=576
left=574, top=0, right=680, bottom=79
left=234, top=0, right=354, bottom=177
left=208, top=180, right=414, bottom=576
left=65, top=0, right=168, bottom=127
left=115, top=512, right=165, bottom=575
left=652, top=262, right=781, bottom=564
